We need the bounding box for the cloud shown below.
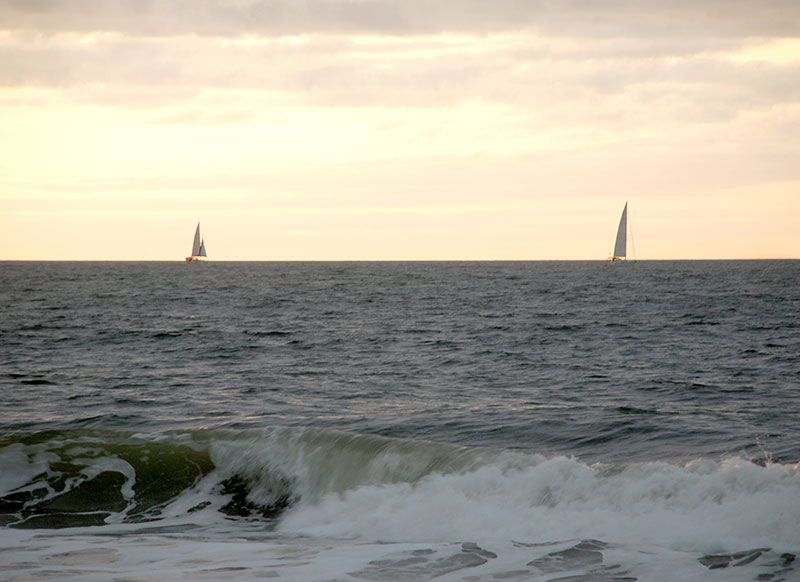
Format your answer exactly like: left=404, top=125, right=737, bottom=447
left=2, top=0, right=798, bottom=115
left=2, top=0, right=799, bottom=194
left=1, top=0, right=799, bottom=38
left=1, top=29, right=798, bottom=119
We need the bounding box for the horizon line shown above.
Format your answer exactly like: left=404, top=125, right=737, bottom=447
left=2, top=258, right=798, bottom=263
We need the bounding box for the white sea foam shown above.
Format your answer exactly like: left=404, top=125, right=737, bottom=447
left=0, top=444, right=45, bottom=495
left=2, top=429, right=798, bottom=581
left=197, top=428, right=800, bottom=555
left=0, top=526, right=774, bottom=582
left=274, top=453, right=800, bottom=555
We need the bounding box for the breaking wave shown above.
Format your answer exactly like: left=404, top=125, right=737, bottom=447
left=1, top=427, right=799, bottom=558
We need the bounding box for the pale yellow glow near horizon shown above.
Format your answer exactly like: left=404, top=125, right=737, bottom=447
left=1, top=21, right=799, bottom=260
left=4, top=182, right=799, bottom=260
left=728, top=38, right=800, bottom=64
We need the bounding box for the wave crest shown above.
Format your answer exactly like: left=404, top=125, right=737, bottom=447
left=2, top=426, right=799, bottom=557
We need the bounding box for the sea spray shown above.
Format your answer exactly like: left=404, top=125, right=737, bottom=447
left=206, top=426, right=507, bottom=506
left=276, top=448, right=800, bottom=555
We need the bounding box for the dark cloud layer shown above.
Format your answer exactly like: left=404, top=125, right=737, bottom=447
left=1, top=0, right=799, bottom=38
left=2, top=0, right=798, bottom=111
left=1, top=30, right=797, bottom=117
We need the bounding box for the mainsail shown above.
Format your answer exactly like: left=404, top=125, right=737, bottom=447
left=612, top=202, right=627, bottom=260
left=186, top=223, right=207, bottom=261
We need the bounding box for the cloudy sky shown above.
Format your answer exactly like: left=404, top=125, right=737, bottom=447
left=1, top=0, right=799, bottom=259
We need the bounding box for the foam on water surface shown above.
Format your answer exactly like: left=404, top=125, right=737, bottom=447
left=1, top=528, right=794, bottom=582
left=2, top=428, right=798, bottom=580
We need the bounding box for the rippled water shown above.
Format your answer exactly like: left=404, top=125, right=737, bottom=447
left=1, top=260, right=798, bottom=581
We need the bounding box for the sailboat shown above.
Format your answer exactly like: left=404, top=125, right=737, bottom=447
left=607, top=202, right=634, bottom=263
left=185, top=223, right=208, bottom=262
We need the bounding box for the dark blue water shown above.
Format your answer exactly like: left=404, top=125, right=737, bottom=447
left=1, top=261, right=798, bottom=581
left=3, top=261, right=797, bottom=462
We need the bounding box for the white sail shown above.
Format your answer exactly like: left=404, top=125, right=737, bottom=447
left=191, top=223, right=202, bottom=257
left=613, top=202, right=627, bottom=259
left=186, top=223, right=207, bottom=261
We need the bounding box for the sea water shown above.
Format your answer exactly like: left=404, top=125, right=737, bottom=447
left=1, top=260, right=798, bottom=581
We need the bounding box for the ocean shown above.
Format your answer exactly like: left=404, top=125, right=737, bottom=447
left=1, top=260, right=798, bottom=581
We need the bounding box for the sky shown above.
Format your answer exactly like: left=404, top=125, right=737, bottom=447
left=1, top=0, right=799, bottom=260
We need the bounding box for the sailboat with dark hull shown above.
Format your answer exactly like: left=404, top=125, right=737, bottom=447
left=607, top=202, right=634, bottom=263
left=185, top=223, right=207, bottom=262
